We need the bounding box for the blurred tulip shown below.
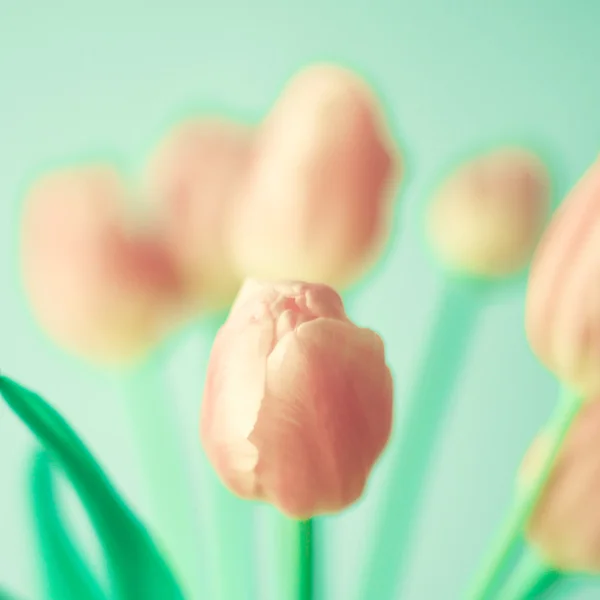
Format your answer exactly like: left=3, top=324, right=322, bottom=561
left=426, top=148, right=550, bottom=277
left=144, top=118, right=253, bottom=310
left=520, top=398, right=600, bottom=573
left=21, top=166, right=183, bottom=365
left=200, top=279, right=393, bottom=519
left=526, top=157, right=600, bottom=396
left=229, top=64, right=400, bottom=288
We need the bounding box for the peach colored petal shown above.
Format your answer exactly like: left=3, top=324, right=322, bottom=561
left=524, top=399, right=600, bottom=572
left=526, top=157, right=600, bottom=392
left=551, top=217, right=600, bottom=395
left=255, top=318, right=392, bottom=518
left=200, top=313, right=274, bottom=497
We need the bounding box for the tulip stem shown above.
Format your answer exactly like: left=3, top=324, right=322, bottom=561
left=120, top=349, right=202, bottom=599
left=198, top=458, right=259, bottom=600
left=356, top=278, right=483, bottom=600
left=279, top=517, right=314, bottom=600
left=466, top=387, right=583, bottom=600
left=495, top=551, right=562, bottom=599
left=298, top=520, right=314, bottom=600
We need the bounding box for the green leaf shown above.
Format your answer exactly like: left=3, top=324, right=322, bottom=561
left=0, top=375, right=185, bottom=600
left=0, top=586, right=28, bottom=600
left=30, top=451, right=107, bottom=600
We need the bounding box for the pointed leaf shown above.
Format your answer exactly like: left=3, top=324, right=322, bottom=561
left=0, top=376, right=184, bottom=600
left=30, top=451, right=107, bottom=600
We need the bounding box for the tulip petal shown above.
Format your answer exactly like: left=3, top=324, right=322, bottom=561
left=255, top=318, right=392, bottom=518
left=527, top=157, right=600, bottom=394
left=528, top=158, right=600, bottom=348
left=201, top=311, right=274, bottom=498
left=523, top=398, right=600, bottom=572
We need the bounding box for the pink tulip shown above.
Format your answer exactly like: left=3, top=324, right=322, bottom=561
left=200, top=279, right=393, bottom=519
left=143, top=118, right=253, bottom=310
left=526, top=157, right=600, bottom=396
left=426, top=148, right=550, bottom=277
left=519, top=398, right=600, bottom=573
left=229, top=64, right=400, bottom=289
left=21, top=166, right=184, bottom=365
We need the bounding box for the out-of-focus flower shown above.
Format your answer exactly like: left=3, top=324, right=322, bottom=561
left=526, top=157, right=600, bottom=397
left=143, top=118, right=253, bottom=310
left=21, top=166, right=184, bottom=365
left=200, top=279, right=393, bottom=519
left=520, top=398, right=600, bottom=573
left=426, top=148, right=550, bottom=277
left=229, top=64, right=401, bottom=289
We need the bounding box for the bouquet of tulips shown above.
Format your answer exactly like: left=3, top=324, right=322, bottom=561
left=1, top=62, right=597, bottom=600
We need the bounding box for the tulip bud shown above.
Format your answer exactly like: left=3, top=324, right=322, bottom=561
left=229, top=64, right=400, bottom=288
left=144, top=119, right=253, bottom=310
left=200, top=279, right=393, bottom=519
left=526, top=157, right=600, bottom=396
left=21, top=166, right=183, bottom=365
left=426, top=148, right=550, bottom=277
left=520, top=399, right=600, bottom=573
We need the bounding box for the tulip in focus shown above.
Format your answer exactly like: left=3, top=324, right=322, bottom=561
left=144, top=118, right=253, bottom=310
left=229, top=64, right=400, bottom=289
left=426, top=148, right=550, bottom=277
left=21, top=166, right=184, bottom=365
left=520, top=398, right=600, bottom=573
left=526, top=157, right=600, bottom=397
left=200, top=279, right=393, bottom=519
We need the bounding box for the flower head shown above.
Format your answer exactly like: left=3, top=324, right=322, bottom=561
left=200, top=279, right=393, bottom=519
left=427, top=148, right=550, bottom=277
left=229, top=64, right=400, bottom=289
left=144, top=118, right=253, bottom=310
left=520, top=398, right=600, bottom=573
left=526, top=156, right=600, bottom=396
left=21, top=166, right=183, bottom=365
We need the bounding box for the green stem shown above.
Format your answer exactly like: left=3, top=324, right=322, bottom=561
left=466, top=387, right=583, bottom=600
left=197, top=470, right=259, bottom=600
left=278, top=518, right=313, bottom=600
left=496, top=552, right=562, bottom=599
left=357, top=279, right=483, bottom=600
left=119, top=349, right=201, bottom=599
left=298, top=520, right=313, bottom=600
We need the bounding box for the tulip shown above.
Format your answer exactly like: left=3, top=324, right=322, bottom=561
left=520, top=398, right=600, bottom=573
left=426, top=148, right=550, bottom=278
left=229, top=64, right=400, bottom=289
left=200, top=279, right=393, bottom=519
left=143, top=118, right=253, bottom=310
left=21, top=166, right=184, bottom=365
left=526, top=157, right=600, bottom=397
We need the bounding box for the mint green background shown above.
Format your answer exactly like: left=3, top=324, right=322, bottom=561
left=1, top=3, right=599, bottom=599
